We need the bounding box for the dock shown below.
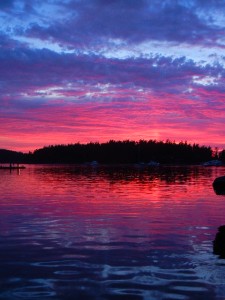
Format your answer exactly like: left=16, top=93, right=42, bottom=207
left=0, top=163, right=26, bottom=170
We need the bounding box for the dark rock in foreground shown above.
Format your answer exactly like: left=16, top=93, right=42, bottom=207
left=213, top=225, right=225, bottom=258
left=213, top=176, right=225, bottom=195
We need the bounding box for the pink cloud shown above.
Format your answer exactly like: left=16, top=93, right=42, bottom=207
left=1, top=85, right=225, bottom=152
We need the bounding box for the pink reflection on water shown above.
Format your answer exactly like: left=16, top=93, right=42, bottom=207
left=1, top=165, right=225, bottom=239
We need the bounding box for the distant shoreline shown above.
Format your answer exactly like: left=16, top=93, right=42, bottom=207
left=1, top=140, right=224, bottom=165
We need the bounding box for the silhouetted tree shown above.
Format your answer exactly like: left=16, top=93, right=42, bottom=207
left=0, top=149, right=25, bottom=163
left=219, top=150, right=225, bottom=163
left=23, top=140, right=213, bottom=165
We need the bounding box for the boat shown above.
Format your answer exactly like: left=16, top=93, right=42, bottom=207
left=147, top=160, right=160, bottom=166
left=203, top=160, right=223, bottom=166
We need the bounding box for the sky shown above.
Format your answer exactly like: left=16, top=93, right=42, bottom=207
left=1, top=0, right=225, bottom=152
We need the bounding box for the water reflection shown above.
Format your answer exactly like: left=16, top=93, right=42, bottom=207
left=1, top=165, right=225, bottom=299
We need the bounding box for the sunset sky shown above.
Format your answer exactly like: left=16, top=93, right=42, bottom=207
left=1, top=0, right=225, bottom=152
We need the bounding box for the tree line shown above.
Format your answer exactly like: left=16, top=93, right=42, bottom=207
left=0, top=139, right=216, bottom=165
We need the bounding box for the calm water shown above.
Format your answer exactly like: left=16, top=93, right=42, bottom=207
left=1, top=165, right=225, bottom=300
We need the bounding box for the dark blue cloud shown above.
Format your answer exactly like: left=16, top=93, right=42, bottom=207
left=1, top=1, right=224, bottom=109
left=21, top=0, right=223, bottom=49
left=0, top=0, right=15, bottom=10
left=0, top=31, right=21, bottom=48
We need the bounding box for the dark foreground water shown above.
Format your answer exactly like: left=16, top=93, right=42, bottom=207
left=1, top=165, right=225, bottom=299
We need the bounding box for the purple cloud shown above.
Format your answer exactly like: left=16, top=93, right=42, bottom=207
left=19, top=0, right=223, bottom=49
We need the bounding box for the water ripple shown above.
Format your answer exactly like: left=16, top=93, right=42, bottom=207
left=1, top=165, right=225, bottom=299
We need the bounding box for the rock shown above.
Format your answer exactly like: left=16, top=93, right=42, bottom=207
left=213, top=225, right=225, bottom=258
left=213, top=176, right=225, bottom=195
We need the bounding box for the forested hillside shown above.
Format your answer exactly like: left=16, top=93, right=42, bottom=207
left=0, top=140, right=217, bottom=165
left=26, top=140, right=213, bottom=164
